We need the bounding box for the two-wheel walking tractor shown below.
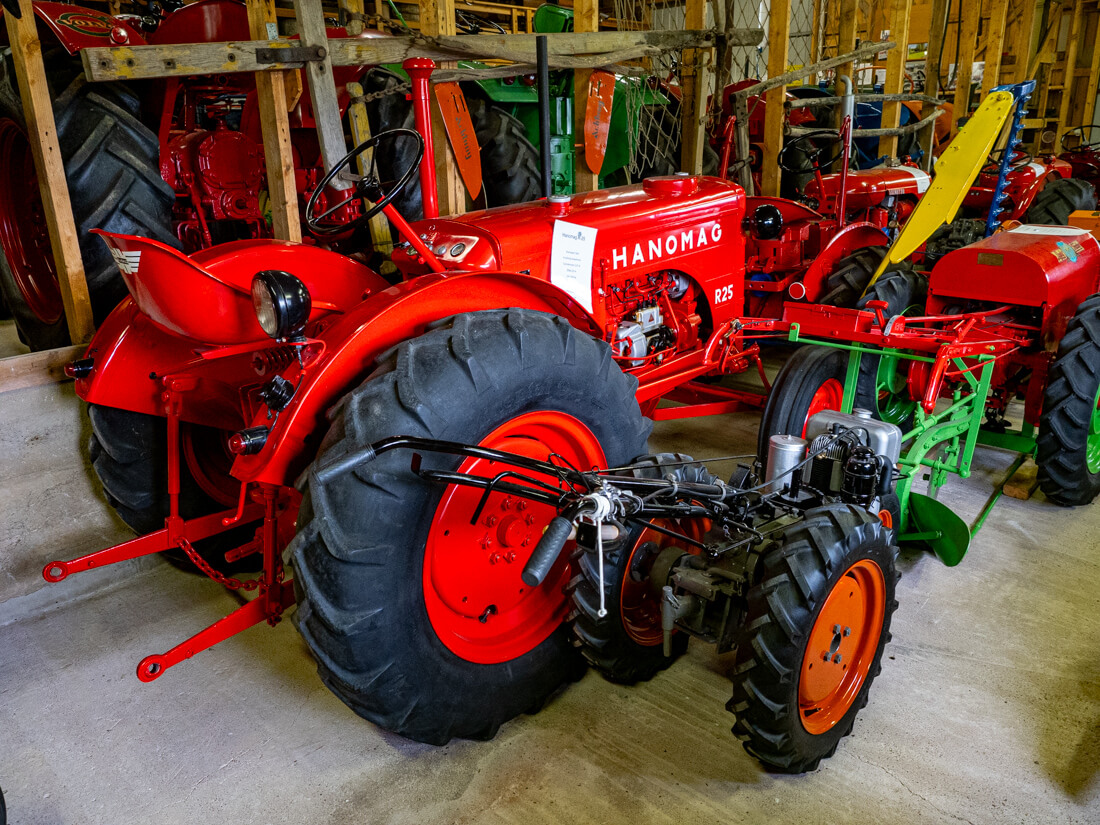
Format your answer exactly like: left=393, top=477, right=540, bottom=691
left=41, top=59, right=1100, bottom=774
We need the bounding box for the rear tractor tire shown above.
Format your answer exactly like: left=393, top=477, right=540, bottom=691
left=728, top=504, right=897, bottom=772
left=1023, top=178, right=1097, bottom=226
left=469, top=99, right=542, bottom=207
left=818, top=245, right=888, bottom=307
left=1037, top=294, right=1100, bottom=505
left=570, top=454, right=715, bottom=684
left=292, top=309, right=652, bottom=744
left=0, top=66, right=175, bottom=351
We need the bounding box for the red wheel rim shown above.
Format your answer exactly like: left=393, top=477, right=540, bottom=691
left=0, top=117, right=63, bottom=324
left=620, top=519, right=707, bottom=646
left=181, top=423, right=241, bottom=508
left=423, top=411, right=606, bottom=664
left=802, top=378, right=844, bottom=437
left=798, top=558, right=886, bottom=735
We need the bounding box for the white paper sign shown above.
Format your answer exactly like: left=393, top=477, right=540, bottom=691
left=550, top=220, right=598, bottom=313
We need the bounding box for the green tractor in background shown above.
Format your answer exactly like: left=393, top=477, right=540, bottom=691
left=369, top=3, right=683, bottom=212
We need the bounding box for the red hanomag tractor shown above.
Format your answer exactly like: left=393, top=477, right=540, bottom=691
left=39, top=50, right=920, bottom=762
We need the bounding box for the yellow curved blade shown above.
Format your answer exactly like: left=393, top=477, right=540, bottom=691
left=864, top=89, right=1017, bottom=291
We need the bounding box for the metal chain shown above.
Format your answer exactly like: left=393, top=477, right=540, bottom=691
left=348, top=81, right=412, bottom=110
left=178, top=538, right=259, bottom=592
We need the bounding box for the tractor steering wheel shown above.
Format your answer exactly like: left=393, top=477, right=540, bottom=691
left=305, top=128, right=424, bottom=236
left=1061, top=125, right=1100, bottom=152
left=778, top=130, right=844, bottom=174
left=979, top=146, right=1034, bottom=176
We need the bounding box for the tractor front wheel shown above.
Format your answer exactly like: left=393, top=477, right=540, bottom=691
left=570, top=454, right=714, bottom=684
left=1037, top=294, right=1100, bottom=505
left=757, top=345, right=851, bottom=459
left=728, top=504, right=897, bottom=772
left=1023, top=177, right=1097, bottom=226
left=0, top=67, right=175, bottom=350
left=292, top=309, right=651, bottom=744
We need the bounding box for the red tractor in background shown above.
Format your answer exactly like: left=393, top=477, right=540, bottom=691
left=1059, top=125, right=1100, bottom=194
left=0, top=0, right=469, bottom=350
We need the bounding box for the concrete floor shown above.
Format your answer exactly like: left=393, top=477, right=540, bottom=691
left=1, top=372, right=1099, bottom=824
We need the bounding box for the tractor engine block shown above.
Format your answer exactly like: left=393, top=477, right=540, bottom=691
left=606, top=271, right=702, bottom=366
left=163, top=128, right=267, bottom=248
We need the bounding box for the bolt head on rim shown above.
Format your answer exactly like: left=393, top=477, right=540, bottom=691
left=798, top=558, right=886, bottom=735
left=423, top=411, right=606, bottom=664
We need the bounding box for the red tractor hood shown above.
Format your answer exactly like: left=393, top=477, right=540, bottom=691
left=393, top=175, right=747, bottom=326
left=803, top=166, right=930, bottom=210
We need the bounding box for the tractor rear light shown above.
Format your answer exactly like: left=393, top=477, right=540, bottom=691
left=520, top=75, right=537, bottom=87
left=228, top=426, right=270, bottom=456
left=64, top=358, right=94, bottom=379
left=109, top=26, right=129, bottom=44
left=251, top=270, right=312, bottom=341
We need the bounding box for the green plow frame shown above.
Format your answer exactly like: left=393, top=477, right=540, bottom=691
left=785, top=325, right=1036, bottom=567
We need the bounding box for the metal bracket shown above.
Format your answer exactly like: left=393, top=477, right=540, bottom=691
left=255, top=45, right=327, bottom=64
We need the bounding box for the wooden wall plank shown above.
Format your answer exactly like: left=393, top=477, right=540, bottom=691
left=761, top=0, right=792, bottom=196
left=950, top=3, right=980, bottom=135
left=246, top=0, right=302, bottom=243
left=1057, top=0, right=1085, bottom=142
left=980, top=0, right=1010, bottom=97
left=680, top=0, right=710, bottom=175
left=421, top=0, right=466, bottom=215
left=878, top=0, right=913, bottom=159
left=919, top=0, right=950, bottom=168
left=834, top=0, right=858, bottom=101
left=0, top=345, right=84, bottom=393
left=573, top=0, right=600, bottom=191
left=4, top=0, right=94, bottom=344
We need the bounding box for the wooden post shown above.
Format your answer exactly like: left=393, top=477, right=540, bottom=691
left=1082, top=12, right=1100, bottom=127
left=877, top=0, right=912, bottom=159
left=340, top=0, right=366, bottom=35
left=950, top=3, right=980, bottom=135
left=918, top=0, right=949, bottom=168
left=421, top=0, right=466, bottom=215
left=680, top=0, right=710, bottom=175
left=761, top=0, right=792, bottom=196
left=246, top=0, right=302, bottom=243
left=980, top=0, right=1009, bottom=98
left=294, top=0, right=353, bottom=190
left=1013, top=0, right=1043, bottom=84
left=573, top=0, right=599, bottom=191
left=3, top=0, right=93, bottom=344
left=1057, top=0, right=1084, bottom=142
left=834, top=0, right=859, bottom=99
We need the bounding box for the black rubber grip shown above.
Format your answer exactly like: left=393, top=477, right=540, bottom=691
left=521, top=516, right=573, bottom=587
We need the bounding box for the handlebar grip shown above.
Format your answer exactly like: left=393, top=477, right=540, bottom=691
left=521, top=516, right=573, bottom=587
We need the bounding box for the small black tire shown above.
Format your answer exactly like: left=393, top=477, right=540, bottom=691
left=292, top=309, right=652, bottom=744
left=0, top=67, right=175, bottom=350
left=758, top=345, right=851, bottom=459
left=728, top=504, right=897, bottom=773
left=569, top=453, right=717, bottom=684
left=854, top=264, right=928, bottom=433
left=87, top=405, right=259, bottom=574
left=468, top=99, right=542, bottom=206
left=1037, top=294, right=1100, bottom=505
left=818, top=245, right=888, bottom=307
left=1023, top=178, right=1097, bottom=226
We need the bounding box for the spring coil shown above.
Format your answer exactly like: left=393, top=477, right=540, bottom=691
left=251, top=346, right=296, bottom=376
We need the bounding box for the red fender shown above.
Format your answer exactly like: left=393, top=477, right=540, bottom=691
left=800, top=222, right=889, bottom=303
left=232, top=272, right=601, bottom=487
left=0, top=2, right=147, bottom=52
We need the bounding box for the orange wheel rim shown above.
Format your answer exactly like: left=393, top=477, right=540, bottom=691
left=798, top=558, right=886, bottom=735
left=877, top=509, right=893, bottom=529
left=802, top=378, right=844, bottom=437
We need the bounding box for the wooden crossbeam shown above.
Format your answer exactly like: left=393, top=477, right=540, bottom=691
left=80, top=30, right=732, bottom=83
left=4, top=0, right=93, bottom=344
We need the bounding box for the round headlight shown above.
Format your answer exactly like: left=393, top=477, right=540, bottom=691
left=749, top=204, right=784, bottom=240
left=251, top=270, right=312, bottom=341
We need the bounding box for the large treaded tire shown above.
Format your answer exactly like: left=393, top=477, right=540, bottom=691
left=728, top=504, right=897, bottom=773
left=0, top=65, right=175, bottom=350
left=854, top=264, right=927, bottom=432
left=1023, top=178, right=1097, bottom=226
left=1036, top=294, right=1100, bottom=505
left=292, top=309, right=651, bottom=744
left=87, top=405, right=258, bottom=574
left=758, top=345, right=852, bottom=459
left=570, top=454, right=715, bottom=684
left=469, top=99, right=542, bottom=206
left=818, top=245, right=888, bottom=307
